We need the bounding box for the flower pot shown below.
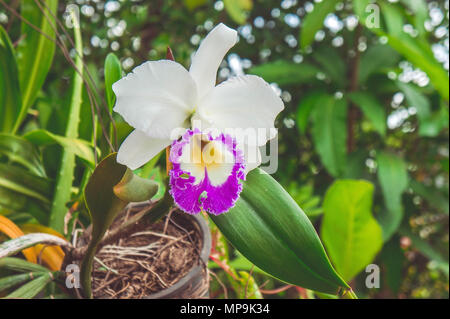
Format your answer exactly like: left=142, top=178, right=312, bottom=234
left=83, top=202, right=211, bottom=299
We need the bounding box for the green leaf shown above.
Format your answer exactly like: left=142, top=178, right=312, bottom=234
left=376, top=152, right=409, bottom=241
left=14, top=0, right=59, bottom=132
left=0, top=233, right=69, bottom=259
left=4, top=272, right=52, bottom=299
left=321, top=180, right=383, bottom=281
left=379, top=238, right=405, bottom=294
left=24, top=129, right=97, bottom=168
left=223, top=0, right=253, bottom=25
left=397, top=82, right=431, bottom=122
left=80, top=153, right=128, bottom=298
left=211, top=168, right=349, bottom=295
left=0, top=133, right=46, bottom=176
left=113, top=168, right=159, bottom=203
left=359, top=44, right=400, bottom=84
left=311, top=95, right=347, bottom=177
left=313, top=46, right=347, bottom=87
left=0, top=26, right=22, bottom=133
left=348, top=91, right=387, bottom=136
left=0, top=272, right=40, bottom=291
left=418, top=106, right=449, bottom=137
left=300, top=0, right=339, bottom=49
left=0, top=164, right=52, bottom=206
left=0, top=257, right=49, bottom=273
left=249, top=60, right=322, bottom=86
left=296, top=91, right=327, bottom=134
left=48, top=15, right=84, bottom=233
left=104, top=53, right=122, bottom=112
left=183, top=0, right=208, bottom=10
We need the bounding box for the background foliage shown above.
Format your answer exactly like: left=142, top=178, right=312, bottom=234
left=0, top=0, right=448, bottom=298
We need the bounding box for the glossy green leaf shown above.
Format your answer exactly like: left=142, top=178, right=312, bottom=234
left=0, top=26, right=22, bottom=133
left=321, top=180, right=383, bottom=281
left=14, top=0, right=59, bottom=132
left=300, top=0, right=339, bottom=49
left=0, top=133, right=46, bottom=176
left=4, top=272, right=52, bottom=299
left=48, top=16, right=84, bottom=233
left=104, top=53, right=122, bottom=112
left=311, top=95, right=347, bottom=177
left=296, top=91, right=327, bottom=134
left=223, top=0, right=252, bottom=25
left=249, top=60, right=322, bottom=86
left=211, top=168, right=349, bottom=295
left=348, top=91, right=387, bottom=136
left=24, top=129, right=97, bottom=168
left=376, top=152, right=409, bottom=241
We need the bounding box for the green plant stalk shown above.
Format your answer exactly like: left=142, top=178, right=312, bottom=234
left=49, top=15, right=84, bottom=232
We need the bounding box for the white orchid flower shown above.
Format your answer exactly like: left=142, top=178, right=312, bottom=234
left=113, top=23, right=284, bottom=215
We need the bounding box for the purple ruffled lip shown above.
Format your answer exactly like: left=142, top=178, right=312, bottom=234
left=168, top=129, right=245, bottom=215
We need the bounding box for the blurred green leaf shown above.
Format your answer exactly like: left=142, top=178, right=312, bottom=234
left=296, top=90, right=327, bottom=134
left=249, top=60, right=322, bottom=86
left=223, top=0, right=253, bottom=25
left=321, top=180, right=383, bottom=281
left=211, top=168, right=349, bottom=295
left=410, top=179, right=449, bottom=215
left=0, top=272, right=40, bottom=292
left=0, top=164, right=52, bottom=206
left=104, top=53, right=122, bottom=112
left=15, top=0, right=59, bottom=132
left=0, top=133, right=45, bottom=176
left=311, top=95, right=347, bottom=177
left=183, top=0, right=208, bottom=11
left=300, top=0, right=339, bottom=49
left=376, top=152, right=409, bottom=241
left=24, top=129, right=97, bottom=168
left=313, top=46, right=347, bottom=87
left=418, top=107, right=449, bottom=137
left=379, top=238, right=405, bottom=294
left=4, top=272, right=52, bottom=299
left=358, top=44, right=400, bottom=84
left=0, top=26, right=21, bottom=133
left=397, top=82, right=431, bottom=122
left=0, top=257, right=49, bottom=273
left=348, top=91, right=387, bottom=136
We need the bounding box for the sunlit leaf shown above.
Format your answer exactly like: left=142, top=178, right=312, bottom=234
left=321, top=180, right=383, bottom=281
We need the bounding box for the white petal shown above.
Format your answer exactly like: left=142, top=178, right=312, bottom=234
left=197, top=75, right=284, bottom=146
left=113, top=60, right=197, bottom=139
left=117, top=130, right=171, bottom=170
left=189, top=23, right=238, bottom=99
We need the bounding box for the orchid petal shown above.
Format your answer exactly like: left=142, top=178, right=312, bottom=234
left=197, top=75, right=284, bottom=146
left=113, top=60, right=197, bottom=139
left=189, top=23, right=238, bottom=99
left=117, top=130, right=171, bottom=170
